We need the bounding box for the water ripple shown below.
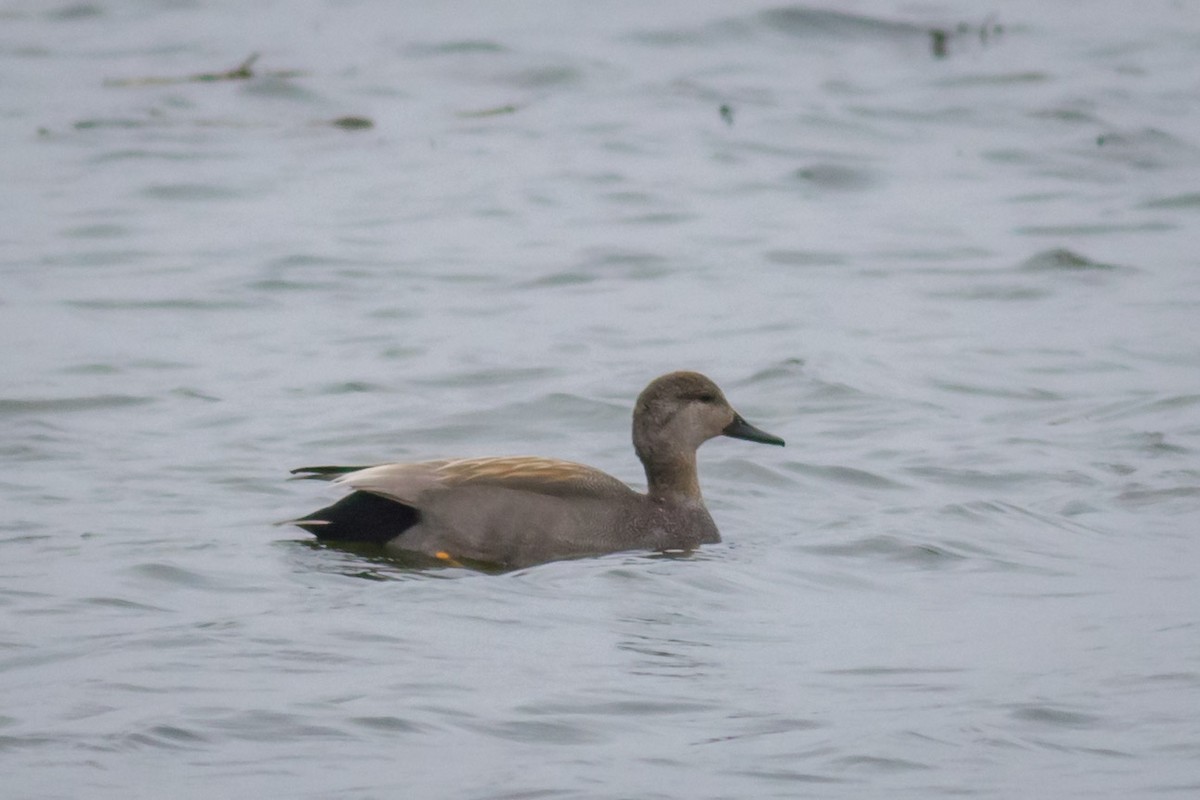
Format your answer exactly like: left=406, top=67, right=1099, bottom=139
left=0, top=395, right=151, bottom=415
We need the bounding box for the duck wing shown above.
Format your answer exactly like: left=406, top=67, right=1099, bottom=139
left=329, top=456, right=637, bottom=504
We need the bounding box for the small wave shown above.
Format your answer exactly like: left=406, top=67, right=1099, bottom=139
left=1019, top=248, right=1125, bottom=272
left=0, top=395, right=150, bottom=415
left=1009, top=704, right=1103, bottom=730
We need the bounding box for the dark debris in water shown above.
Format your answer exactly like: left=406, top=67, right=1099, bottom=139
left=930, top=15, right=1004, bottom=59
left=456, top=104, right=521, bottom=119
left=760, top=7, right=1004, bottom=60
left=104, top=53, right=305, bottom=87
left=329, top=116, right=374, bottom=130
left=54, top=110, right=374, bottom=137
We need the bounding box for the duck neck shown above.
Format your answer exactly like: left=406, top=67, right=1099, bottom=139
left=642, top=452, right=703, bottom=503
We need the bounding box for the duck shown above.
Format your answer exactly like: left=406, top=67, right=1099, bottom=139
left=288, top=371, right=783, bottom=568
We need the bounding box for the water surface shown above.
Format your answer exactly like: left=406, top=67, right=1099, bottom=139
left=2, top=1, right=1199, bottom=797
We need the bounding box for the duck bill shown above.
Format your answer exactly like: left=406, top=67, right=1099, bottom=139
left=723, top=414, right=785, bottom=447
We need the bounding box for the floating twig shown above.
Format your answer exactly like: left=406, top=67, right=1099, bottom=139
left=104, top=53, right=305, bottom=87
left=329, top=116, right=374, bottom=130
left=455, top=104, right=520, bottom=118
left=195, top=52, right=259, bottom=81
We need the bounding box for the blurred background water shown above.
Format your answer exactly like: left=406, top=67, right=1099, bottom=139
left=2, top=1, right=1199, bottom=797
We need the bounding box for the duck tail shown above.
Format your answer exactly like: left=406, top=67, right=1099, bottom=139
left=288, top=465, right=373, bottom=481
left=289, top=491, right=419, bottom=545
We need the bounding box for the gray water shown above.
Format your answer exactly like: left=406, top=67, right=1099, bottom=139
left=3, top=1, right=1199, bottom=797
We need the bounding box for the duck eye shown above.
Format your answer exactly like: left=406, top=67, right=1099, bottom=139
left=696, top=393, right=717, bottom=404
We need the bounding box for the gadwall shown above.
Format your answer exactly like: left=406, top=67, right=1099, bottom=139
left=289, top=371, right=783, bottom=568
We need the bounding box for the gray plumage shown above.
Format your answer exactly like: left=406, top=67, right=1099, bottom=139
left=289, top=371, right=784, bottom=568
